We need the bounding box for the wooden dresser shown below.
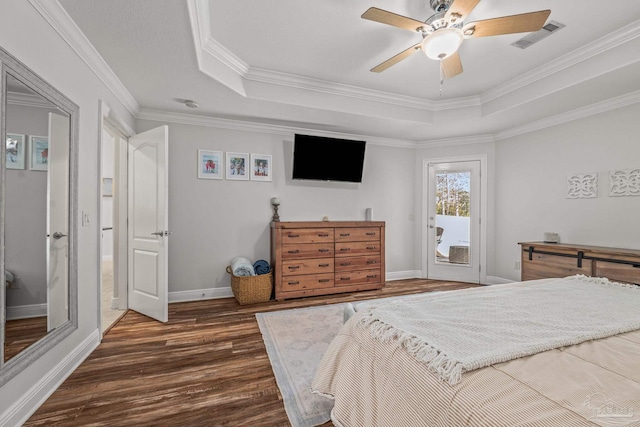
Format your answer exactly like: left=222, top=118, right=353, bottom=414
left=271, top=221, right=385, bottom=300
left=519, top=241, right=640, bottom=285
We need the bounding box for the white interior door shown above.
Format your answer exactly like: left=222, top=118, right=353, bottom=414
left=426, top=160, right=481, bottom=283
left=127, top=125, right=169, bottom=322
left=47, top=112, right=70, bottom=331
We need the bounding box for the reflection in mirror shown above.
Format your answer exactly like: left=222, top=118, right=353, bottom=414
left=1, top=45, right=78, bottom=386
left=3, top=75, right=70, bottom=362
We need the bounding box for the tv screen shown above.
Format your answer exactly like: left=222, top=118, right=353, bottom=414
left=292, top=134, right=366, bottom=183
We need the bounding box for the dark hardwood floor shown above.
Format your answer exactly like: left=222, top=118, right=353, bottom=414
left=25, top=279, right=479, bottom=427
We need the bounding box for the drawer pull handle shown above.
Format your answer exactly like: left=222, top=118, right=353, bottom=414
left=288, top=266, right=300, bottom=270
left=367, top=275, right=377, bottom=279
left=318, top=249, right=330, bottom=253
left=366, top=232, right=376, bottom=236
left=287, top=250, right=300, bottom=254
left=318, top=233, right=329, bottom=237
left=319, top=263, right=330, bottom=267
left=287, top=234, right=300, bottom=238
left=340, top=233, right=350, bottom=237
left=367, top=246, right=376, bottom=250
left=340, top=262, right=351, bottom=266
left=319, top=279, right=330, bottom=283
left=340, top=277, right=351, bottom=281
left=340, top=248, right=350, bottom=251
left=288, top=281, right=300, bottom=285
left=366, top=260, right=377, bottom=264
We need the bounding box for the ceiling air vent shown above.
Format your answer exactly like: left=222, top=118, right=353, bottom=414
left=511, top=20, right=565, bottom=49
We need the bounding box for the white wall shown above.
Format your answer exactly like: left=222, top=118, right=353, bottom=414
left=0, top=0, right=135, bottom=422
left=135, top=120, right=418, bottom=293
left=494, top=103, right=640, bottom=281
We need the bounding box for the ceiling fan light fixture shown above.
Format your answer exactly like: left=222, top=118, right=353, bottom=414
left=421, top=27, right=464, bottom=60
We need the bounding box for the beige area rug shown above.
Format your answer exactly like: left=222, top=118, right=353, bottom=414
left=256, top=303, right=346, bottom=427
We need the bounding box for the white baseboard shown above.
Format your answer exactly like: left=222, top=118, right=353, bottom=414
left=169, top=286, right=234, bottom=303
left=0, top=329, right=101, bottom=427
left=483, top=276, right=515, bottom=285
left=166, top=271, right=507, bottom=303
left=386, top=270, right=422, bottom=281
left=6, top=303, right=47, bottom=320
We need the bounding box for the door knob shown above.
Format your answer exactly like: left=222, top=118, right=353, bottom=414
left=429, top=225, right=434, bottom=229
left=151, top=231, right=172, bottom=236
left=52, top=231, right=67, bottom=239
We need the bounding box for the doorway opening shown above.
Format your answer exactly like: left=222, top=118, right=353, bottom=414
left=101, top=123, right=126, bottom=333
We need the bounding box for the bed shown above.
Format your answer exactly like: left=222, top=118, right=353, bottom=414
left=311, top=275, right=640, bottom=427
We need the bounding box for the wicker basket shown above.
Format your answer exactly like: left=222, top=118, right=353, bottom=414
left=226, top=266, right=273, bottom=305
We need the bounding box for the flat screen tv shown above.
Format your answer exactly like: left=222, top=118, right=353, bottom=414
left=292, top=134, right=366, bottom=183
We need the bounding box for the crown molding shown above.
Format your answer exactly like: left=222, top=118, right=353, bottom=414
left=28, top=0, right=140, bottom=116
left=136, top=108, right=416, bottom=148
left=417, top=134, right=495, bottom=147
left=482, top=19, right=640, bottom=105
left=495, top=89, right=640, bottom=140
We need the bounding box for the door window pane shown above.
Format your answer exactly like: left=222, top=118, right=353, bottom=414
left=435, top=171, right=470, bottom=265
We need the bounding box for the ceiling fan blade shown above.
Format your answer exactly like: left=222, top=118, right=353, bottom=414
left=362, top=7, right=427, bottom=32
left=444, top=0, right=480, bottom=24
left=371, top=43, right=422, bottom=73
left=441, top=51, right=463, bottom=79
left=462, top=10, right=551, bottom=38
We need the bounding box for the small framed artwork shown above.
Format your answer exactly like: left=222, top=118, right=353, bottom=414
left=197, top=149, right=223, bottom=180
left=102, top=178, right=113, bottom=197
left=226, top=152, right=249, bottom=181
left=29, top=135, right=49, bottom=171
left=6, top=133, right=26, bottom=170
left=250, top=153, right=272, bottom=182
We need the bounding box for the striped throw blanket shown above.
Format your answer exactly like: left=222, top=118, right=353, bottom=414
left=359, top=275, right=640, bottom=385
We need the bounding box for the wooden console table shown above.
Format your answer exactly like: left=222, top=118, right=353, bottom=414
left=519, top=241, right=640, bottom=285
left=271, top=221, right=385, bottom=300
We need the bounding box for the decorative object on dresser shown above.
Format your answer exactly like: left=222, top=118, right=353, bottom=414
left=271, top=221, right=385, bottom=300
left=270, top=197, right=280, bottom=222
left=519, top=241, right=640, bottom=285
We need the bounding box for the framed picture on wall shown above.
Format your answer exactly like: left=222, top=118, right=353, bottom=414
left=29, top=135, right=49, bottom=171
left=226, top=152, right=249, bottom=181
left=197, top=149, right=223, bottom=180
left=250, top=153, right=272, bottom=182
left=6, top=133, right=26, bottom=170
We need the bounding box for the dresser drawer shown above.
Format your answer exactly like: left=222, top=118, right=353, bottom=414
left=282, top=273, right=334, bottom=292
left=282, top=243, right=334, bottom=259
left=335, top=241, right=380, bottom=257
left=335, top=269, right=382, bottom=286
left=282, top=228, right=333, bottom=244
left=282, top=258, right=334, bottom=276
left=335, top=255, right=381, bottom=272
left=335, top=227, right=380, bottom=242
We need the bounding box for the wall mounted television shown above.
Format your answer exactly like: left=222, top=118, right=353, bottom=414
left=292, top=134, right=366, bottom=183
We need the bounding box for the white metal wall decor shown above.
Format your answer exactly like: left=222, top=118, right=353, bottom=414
left=567, top=173, right=598, bottom=199
left=609, top=168, right=640, bottom=197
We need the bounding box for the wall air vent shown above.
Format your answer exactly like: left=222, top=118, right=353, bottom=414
left=511, top=20, right=565, bottom=49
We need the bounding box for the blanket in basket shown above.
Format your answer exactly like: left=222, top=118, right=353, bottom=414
left=359, top=275, right=640, bottom=385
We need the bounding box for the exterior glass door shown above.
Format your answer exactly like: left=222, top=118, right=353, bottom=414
left=426, top=160, right=480, bottom=283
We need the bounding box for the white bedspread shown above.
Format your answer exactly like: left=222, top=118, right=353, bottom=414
left=359, top=275, right=640, bottom=385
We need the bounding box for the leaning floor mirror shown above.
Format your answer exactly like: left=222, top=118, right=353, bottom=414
left=0, top=45, right=78, bottom=386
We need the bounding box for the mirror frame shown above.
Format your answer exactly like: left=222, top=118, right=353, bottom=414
left=0, top=45, right=78, bottom=386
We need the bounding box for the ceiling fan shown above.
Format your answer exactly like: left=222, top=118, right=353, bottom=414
left=362, top=0, right=551, bottom=80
